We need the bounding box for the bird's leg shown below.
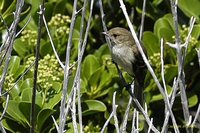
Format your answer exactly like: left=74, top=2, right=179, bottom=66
left=114, top=62, right=145, bottom=111
left=113, top=62, right=134, bottom=97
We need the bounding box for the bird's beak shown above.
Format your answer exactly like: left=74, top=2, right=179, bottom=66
left=102, top=31, right=109, bottom=36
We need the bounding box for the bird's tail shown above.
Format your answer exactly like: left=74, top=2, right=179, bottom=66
left=134, top=80, right=144, bottom=107
left=134, top=67, right=146, bottom=107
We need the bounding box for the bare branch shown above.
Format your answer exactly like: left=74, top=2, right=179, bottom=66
left=196, top=48, right=200, bottom=67
left=31, top=1, right=45, bottom=132
left=113, top=92, right=120, bottom=133
left=139, top=0, right=146, bottom=40
left=0, top=0, right=24, bottom=95
left=120, top=96, right=132, bottom=133
left=43, top=15, right=64, bottom=69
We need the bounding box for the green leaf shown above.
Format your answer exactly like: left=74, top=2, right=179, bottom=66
left=88, top=67, right=103, bottom=88
left=82, top=55, right=100, bottom=79
left=20, top=78, right=33, bottom=92
left=2, top=0, right=16, bottom=20
left=165, top=65, right=178, bottom=83
left=18, top=102, right=41, bottom=126
left=191, top=25, right=200, bottom=39
left=43, top=91, right=61, bottom=109
left=99, top=71, right=112, bottom=89
left=4, top=100, right=27, bottom=127
left=10, top=82, right=21, bottom=98
left=13, top=39, right=29, bottom=57
left=95, top=87, right=113, bottom=98
left=178, top=0, right=200, bottom=19
left=21, top=88, right=43, bottom=107
left=150, top=93, right=163, bottom=102
left=8, top=56, right=21, bottom=75
left=37, top=109, right=55, bottom=132
left=159, top=28, right=174, bottom=42
left=82, top=100, right=107, bottom=115
left=188, top=94, right=198, bottom=108
left=21, top=88, right=32, bottom=102
left=40, top=40, right=53, bottom=56
left=143, top=31, right=160, bottom=56
left=14, top=66, right=26, bottom=79
left=94, top=44, right=110, bottom=58
left=154, top=14, right=174, bottom=40
left=2, top=118, right=28, bottom=133
left=52, top=81, right=62, bottom=92
left=152, top=0, right=163, bottom=6
left=0, top=0, right=5, bottom=11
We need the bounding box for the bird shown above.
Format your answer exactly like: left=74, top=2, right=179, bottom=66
left=103, top=27, right=147, bottom=105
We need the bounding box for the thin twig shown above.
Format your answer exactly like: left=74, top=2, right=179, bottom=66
left=191, top=104, right=200, bottom=130
left=120, top=96, right=132, bottom=133
left=131, top=109, right=137, bottom=133
left=169, top=1, right=191, bottom=132
left=160, top=38, right=170, bottom=132
left=0, top=0, right=24, bottom=95
left=75, top=0, right=94, bottom=132
left=136, top=111, right=139, bottom=133
left=59, top=0, right=78, bottom=132
left=0, top=94, right=9, bottom=121
left=0, top=14, right=10, bottom=53
left=161, top=78, right=178, bottom=133
left=71, top=87, right=78, bottom=132
left=0, top=122, right=6, bottom=133
left=139, top=0, right=146, bottom=41
left=51, top=116, right=59, bottom=132
left=99, top=0, right=112, bottom=51
left=196, top=48, right=200, bottom=67
left=113, top=91, right=120, bottom=133
left=74, top=1, right=88, bottom=132
left=101, top=111, right=115, bottom=133
left=2, top=61, right=35, bottom=96
left=147, top=118, right=153, bottom=133
left=43, top=15, right=64, bottom=69
left=31, top=1, right=45, bottom=132
left=160, top=38, right=167, bottom=98
left=15, top=16, right=31, bottom=37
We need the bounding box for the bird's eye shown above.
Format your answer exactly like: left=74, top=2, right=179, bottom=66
left=113, top=34, right=117, bottom=38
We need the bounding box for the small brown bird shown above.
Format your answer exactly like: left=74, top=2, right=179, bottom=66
left=103, top=27, right=147, bottom=104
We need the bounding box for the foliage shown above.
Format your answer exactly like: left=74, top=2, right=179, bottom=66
left=1, top=55, right=62, bottom=132
left=0, top=0, right=200, bottom=132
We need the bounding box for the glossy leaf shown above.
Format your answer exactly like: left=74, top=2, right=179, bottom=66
left=20, top=78, right=33, bottom=92
left=4, top=100, right=27, bottom=126
left=37, top=109, right=55, bottom=132
left=143, top=31, right=160, bottom=55
left=82, top=100, right=107, bottom=115
left=154, top=14, right=174, bottom=41
left=13, top=39, right=29, bottom=57
left=18, top=102, right=41, bottom=126
left=8, top=56, right=21, bottom=75
left=82, top=55, right=100, bottom=79
left=178, top=0, right=200, bottom=19
left=188, top=94, right=198, bottom=108
left=88, top=67, right=103, bottom=88
left=43, top=91, right=62, bottom=109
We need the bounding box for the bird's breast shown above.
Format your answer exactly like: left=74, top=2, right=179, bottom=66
left=111, top=44, right=135, bottom=75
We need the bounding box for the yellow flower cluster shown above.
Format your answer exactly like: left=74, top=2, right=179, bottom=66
left=4, top=74, right=15, bottom=90
left=84, top=122, right=101, bottom=133
left=48, top=13, right=71, bottom=36
left=26, top=54, right=64, bottom=90
left=172, top=25, right=198, bottom=50
left=21, top=30, right=37, bottom=47
left=149, top=53, right=161, bottom=68
left=180, top=25, right=198, bottom=49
